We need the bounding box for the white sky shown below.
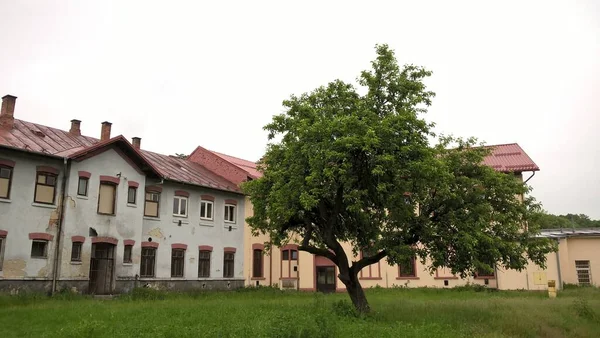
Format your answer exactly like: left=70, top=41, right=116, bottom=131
left=1, top=0, right=598, bottom=218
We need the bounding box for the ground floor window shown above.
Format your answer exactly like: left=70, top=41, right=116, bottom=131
left=31, top=240, right=48, bottom=258
left=198, top=250, right=211, bottom=277
left=575, top=260, right=592, bottom=286
left=399, top=257, right=417, bottom=277
left=140, top=247, right=156, bottom=277
left=123, top=245, right=133, bottom=263
left=223, top=252, right=235, bottom=278
left=171, top=249, right=185, bottom=277
left=253, top=249, right=263, bottom=278
left=71, top=242, right=82, bottom=262
left=0, top=237, right=5, bottom=270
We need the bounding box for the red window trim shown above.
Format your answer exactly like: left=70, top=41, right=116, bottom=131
left=29, top=232, right=54, bottom=241
left=71, top=235, right=85, bottom=243
left=142, top=241, right=159, bottom=248
left=200, top=195, right=215, bottom=202
left=78, top=171, right=91, bottom=179
left=224, top=247, right=236, bottom=253
left=252, top=243, right=265, bottom=251
left=224, top=199, right=237, bottom=205
left=0, top=229, right=7, bottom=237
left=172, top=243, right=188, bottom=250
left=36, top=166, right=58, bottom=175
left=281, top=244, right=298, bottom=251
left=124, top=239, right=135, bottom=246
left=0, top=159, right=16, bottom=167
left=174, top=190, right=189, bottom=197
left=128, top=181, right=139, bottom=188
left=99, top=175, right=120, bottom=185
left=91, top=237, right=118, bottom=245
left=359, top=250, right=382, bottom=280
left=198, top=245, right=213, bottom=251
left=146, top=185, right=162, bottom=193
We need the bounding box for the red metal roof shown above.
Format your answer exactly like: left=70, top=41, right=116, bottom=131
left=0, top=119, right=241, bottom=193
left=482, top=143, right=539, bottom=172
left=209, top=150, right=262, bottom=179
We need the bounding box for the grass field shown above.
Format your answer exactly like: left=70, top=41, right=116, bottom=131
left=1, top=286, right=599, bottom=338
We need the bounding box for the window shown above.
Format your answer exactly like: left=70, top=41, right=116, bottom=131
left=476, top=261, right=495, bottom=278
left=34, top=173, right=57, bottom=204
left=0, top=237, right=5, bottom=271
left=198, top=250, right=211, bottom=277
left=144, top=192, right=160, bottom=217
left=71, top=242, right=82, bottom=262
left=253, top=249, right=263, bottom=278
left=31, top=240, right=48, bottom=258
left=97, top=182, right=116, bottom=215
left=0, top=166, right=13, bottom=199
left=223, top=252, right=235, bottom=278
left=173, top=196, right=188, bottom=217
left=171, top=249, right=185, bottom=277
left=224, top=204, right=236, bottom=223
left=127, top=187, right=137, bottom=204
left=140, top=247, right=156, bottom=277
left=575, top=260, right=592, bottom=286
left=399, top=257, right=417, bottom=277
left=200, top=200, right=213, bottom=220
left=123, top=245, right=133, bottom=263
left=77, top=177, right=88, bottom=196
left=282, top=249, right=298, bottom=261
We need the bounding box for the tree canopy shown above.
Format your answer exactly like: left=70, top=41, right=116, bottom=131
left=536, top=212, right=600, bottom=229
left=243, top=44, right=555, bottom=312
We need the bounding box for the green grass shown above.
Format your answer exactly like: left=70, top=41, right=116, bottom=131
left=1, top=286, right=599, bottom=337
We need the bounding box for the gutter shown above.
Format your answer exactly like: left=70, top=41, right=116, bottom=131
left=51, top=157, right=68, bottom=294
left=523, top=171, right=535, bottom=184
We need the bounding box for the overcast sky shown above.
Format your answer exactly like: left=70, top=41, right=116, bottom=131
left=1, top=1, right=598, bottom=218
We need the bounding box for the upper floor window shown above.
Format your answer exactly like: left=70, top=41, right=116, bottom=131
left=98, top=182, right=117, bottom=215
left=224, top=204, right=236, bottom=223
left=282, top=249, right=298, bottom=261
left=144, top=192, right=160, bottom=217
left=34, top=173, right=57, bottom=204
left=77, top=177, right=89, bottom=196
left=0, top=165, right=13, bottom=199
left=200, top=200, right=214, bottom=220
left=127, top=187, right=137, bottom=204
left=173, top=196, right=188, bottom=217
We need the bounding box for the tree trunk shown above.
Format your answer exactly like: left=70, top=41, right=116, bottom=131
left=343, top=273, right=370, bottom=313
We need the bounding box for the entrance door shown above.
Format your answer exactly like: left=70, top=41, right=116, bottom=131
left=316, top=266, right=336, bottom=293
left=89, top=243, right=115, bottom=295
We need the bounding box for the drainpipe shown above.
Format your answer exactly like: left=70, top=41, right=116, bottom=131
left=51, top=158, right=68, bottom=294
left=555, top=239, right=562, bottom=290
left=269, top=240, right=273, bottom=287
left=523, top=171, right=535, bottom=184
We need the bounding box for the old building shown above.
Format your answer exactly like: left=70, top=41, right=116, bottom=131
left=0, top=95, right=245, bottom=294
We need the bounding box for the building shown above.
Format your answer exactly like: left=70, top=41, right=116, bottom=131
left=0, top=95, right=246, bottom=294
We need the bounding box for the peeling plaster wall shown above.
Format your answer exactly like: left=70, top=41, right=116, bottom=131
left=0, top=149, right=62, bottom=280
left=141, top=182, right=245, bottom=281
left=59, top=148, right=147, bottom=282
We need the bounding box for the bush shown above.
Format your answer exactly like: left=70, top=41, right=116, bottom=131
left=573, top=298, right=597, bottom=320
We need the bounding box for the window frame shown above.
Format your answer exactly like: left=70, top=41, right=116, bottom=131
left=575, top=260, right=592, bottom=286
left=31, top=240, right=48, bottom=259
left=123, top=245, right=133, bottom=264
left=399, top=257, right=417, bottom=278
left=97, top=181, right=117, bottom=215
left=224, top=204, right=236, bottom=224
left=223, top=252, right=235, bottom=278
left=71, top=242, right=82, bottom=262
left=0, top=165, right=13, bottom=199
left=252, top=249, right=263, bottom=278
left=172, top=196, right=188, bottom=218
left=34, top=172, right=57, bottom=205
left=144, top=191, right=160, bottom=217
left=127, top=186, right=137, bottom=205
left=200, top=200, right=214, bottom=221
left=140, top=247, right=156, bottom=277
left=198, top=250, right=211, bottom=278
left=171, top=249, right=185, bottom=277
left=77, top=177, right=89, bottom=197
left=0, top=236, right=5, bottom=271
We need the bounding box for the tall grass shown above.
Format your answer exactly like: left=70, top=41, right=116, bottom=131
left=0, top=287, right=598, bottom=337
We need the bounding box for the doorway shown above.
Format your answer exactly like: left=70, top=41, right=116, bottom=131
left=316, top=266, right=336, bottom=293
left=89, top=243, right=115, bottom=295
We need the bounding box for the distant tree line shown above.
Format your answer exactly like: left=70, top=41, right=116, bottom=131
left=537, top=212, right=600, bottom=229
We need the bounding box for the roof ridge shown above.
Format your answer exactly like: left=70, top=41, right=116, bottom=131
left=209, top=149, right=257, bottom=164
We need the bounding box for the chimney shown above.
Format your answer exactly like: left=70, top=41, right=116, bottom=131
left=0, top=95, right=17, bottom=129
left=132, top=137, right=141, bottom=150
left=101, top=121, right=112, bottom=141
left=70, top=119, right=81, bottom=136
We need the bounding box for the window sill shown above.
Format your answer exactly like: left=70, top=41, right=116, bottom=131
left=76, top=195, right=88, bottom=200
left=359, top=277, right=383, bottom=280
left=143, top=217, right=161, bottom=221
left=396, top=277, right=420, bottom=280
left=173, top=219, right=189, bottom=225
left=252, top=277, right=266, bottom=280
left=199, top=222, right=214, bottom=227
left=200, top=218, right=214, bottom=222
left=173, top=215, right=188, bottom=219
left=223, top=225, right=238, bottom=230
left=97, top=213, right=116, bottom=217
left=126, top=203, right=137, bottom=208
left=70, top=261, right=82, bottom=265
left=0, top=198, right=12, bottom=203
left=122, top=263, right=133, bottom=266
left=224, top=221, right=237, bottom=225
left=31, top=202, right=56, bottom=209
left=31, top=256, right=48, bottom=260
left=434, top=277, right=459, bottom=280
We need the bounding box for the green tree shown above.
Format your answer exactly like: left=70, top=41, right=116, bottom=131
left=536, top=212, right=600, bottom=228
left=243, top=44, right=555, bottom=313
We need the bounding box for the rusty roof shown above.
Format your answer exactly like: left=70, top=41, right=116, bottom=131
left=209, top=150, right=262, bottom=179
left=482, top=143, right=540, bottom=172
left=0, top=119, right=241, bottom=194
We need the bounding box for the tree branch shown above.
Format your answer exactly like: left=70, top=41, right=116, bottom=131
left=351, top=250, right=387, bottom=273
left=298, top=244, right=338, bottom=264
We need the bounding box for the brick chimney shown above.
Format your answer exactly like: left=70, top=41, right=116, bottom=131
left=70, top=119, right=81, bottom=136
left=132, top=137, right=141, bottom=150
left=101, top=121, right=112, bottom=141
left=0, top=95, right=17, bottom=129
